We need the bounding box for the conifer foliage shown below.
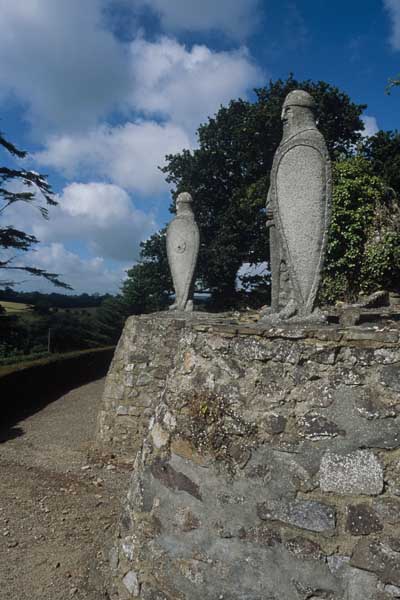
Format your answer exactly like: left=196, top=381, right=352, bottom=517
left=0, top=132, right=70, bottom=289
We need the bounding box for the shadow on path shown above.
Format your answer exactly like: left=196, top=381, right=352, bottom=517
left=0, top=376, right=129, bottom=600
left=0, top=426, right=24, bottom=443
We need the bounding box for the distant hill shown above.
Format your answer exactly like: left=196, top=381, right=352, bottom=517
left=0, top=288, right=113, bottom=309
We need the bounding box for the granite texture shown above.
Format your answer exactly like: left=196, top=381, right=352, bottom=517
left=166, top=192, right=200, bottom=312
left=264, top=89, right=331, bottom=321
left=95, top=312, right=400, bottom=599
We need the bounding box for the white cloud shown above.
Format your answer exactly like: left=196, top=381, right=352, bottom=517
left=134, top=0, right=261, bottom=39
left=384, top=0, right=400, bottom=50
left=6, top=182, right=156, bottom=262
left=128, top=37, right=263, bottom=130
left=13, top=243, right=126, bottom=294
left=35, top=121, right=192, bottom=194
left=0, top=0, right=263, bottom=136
left=0, top=0, right=129, bottom=133
left=0, top=2, right=265, bottom=294
left=35, top=38, right=262, bottom=187
left=362, top=115, right=379, bottom=137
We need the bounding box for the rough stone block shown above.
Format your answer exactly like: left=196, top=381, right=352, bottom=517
left=355, top=390, right=397, bottom=420
left=257, top=498, right=336, bottom=533
left=373, top=498, right=400, bottom=525
left=284, top=536, right=325, bottom=561
left=384, top=583, right=400, bottom=597
left=351, top=538, right=400, bottom=587
left=298, top=413, right=345, bottom=440
left=380, top=365, right=400, bottom=392
left=319, top=450, right=384, bottom=495
left=122, top=570, right=140, bottom=596
left=346, top=503, right=383, bottom=535
left=343, top=328, right=399, bottom=343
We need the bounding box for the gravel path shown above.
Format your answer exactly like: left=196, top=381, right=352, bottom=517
left=0, top=378, right=130, bottom=600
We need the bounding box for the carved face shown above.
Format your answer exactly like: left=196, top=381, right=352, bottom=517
left=281, top=105, right=293, bottom=131
left=176, top=199, right=193, bottom=216
left=281, top=104, right=314, bottom=134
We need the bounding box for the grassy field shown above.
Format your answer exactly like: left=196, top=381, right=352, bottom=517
left=0, top=302, right=98, bottom=316
left=0, top=301, right=33, bottom=314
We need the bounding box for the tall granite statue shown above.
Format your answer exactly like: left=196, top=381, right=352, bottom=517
left=262, top=89, right=332, bottom=322
left=167, top=192, right=200, bottom=312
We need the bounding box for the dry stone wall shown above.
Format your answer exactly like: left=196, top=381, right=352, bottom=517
left=95, top=315, right=186, bottom=463
left=96, top=313, right=400, bottom=599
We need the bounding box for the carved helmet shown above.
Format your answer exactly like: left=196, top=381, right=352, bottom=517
left=176, top=192, right=193, bottom=205
left=283, top=90, right=315, bottom=110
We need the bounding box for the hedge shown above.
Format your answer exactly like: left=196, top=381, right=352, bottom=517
left=0, top=346, right=115, bottom=421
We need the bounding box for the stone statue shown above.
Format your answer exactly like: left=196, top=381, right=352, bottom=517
left=262, top=90, right=332, bottom=322
left=166, top=192, right=200, bottom=312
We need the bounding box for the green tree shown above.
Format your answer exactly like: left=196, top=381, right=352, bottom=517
left=156, top=75, right=366, bottom=305
left=0, top=132, right=70, bottom=289
left=93, top=295, right=128, bottom=345
left=361, top=130, right=400, bottom=197
left=122, top=259, right=171, bottom=314
left=320, top=157, right=400, bottom=303
left=118, top=229, right=172, bottom=314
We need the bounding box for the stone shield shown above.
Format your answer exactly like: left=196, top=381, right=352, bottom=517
left=167, top=214, right=200, bottom=310
left=272, top=140, right=331, bottom=315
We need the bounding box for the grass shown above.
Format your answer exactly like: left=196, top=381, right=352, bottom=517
left=0, top=301, right=33, bottom=314
left=0, top=303, right=98, bottom=316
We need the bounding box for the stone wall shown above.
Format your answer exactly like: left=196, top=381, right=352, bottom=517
left=95, top=315, right=186, bottom=464
left=96, top=313, right=400, bottom=599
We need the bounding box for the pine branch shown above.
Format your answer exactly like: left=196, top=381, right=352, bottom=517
left=386, top=74, right=400, bottom=95
left=0, top=265, right=73, bottom=289
left=0, top=227, right=38, bottom=250
left=0, top=167, right=56, bottom=207
left=0, top=133, right=26, bottom=158
left=0, top=130, right=70, bottom=290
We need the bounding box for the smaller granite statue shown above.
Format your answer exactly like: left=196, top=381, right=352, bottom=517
left=167, top=192, right=200, bottom=312
left=262, top=89, right=332, bottom=323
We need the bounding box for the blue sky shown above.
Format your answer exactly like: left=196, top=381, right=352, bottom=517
left=1, top=0, right=399, bottom=294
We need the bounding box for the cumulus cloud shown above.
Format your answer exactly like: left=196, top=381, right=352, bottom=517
left=35, top=38, right=262, bottom=185
left=0, top=1, right=265, bottom=293
left=384, top=0, right=400, bottom=50
left=0, top=0, right=262, bottom=136
left=133, top=0, right=261, bottom=39
left=13, top=243, right=126, bottom=294
left=6, top=182, right=155, bottom=262
left=0, top=0, right=129, bottom=133
left=128, top=37, right=263, bottom=130
left=361, top=115, right=379, bottom=137
left=35, top=121, right=192, bottom=194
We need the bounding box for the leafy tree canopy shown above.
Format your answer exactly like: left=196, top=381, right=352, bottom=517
left=361, top=130, right=400, bottom=198
left=320, top=157, right=400, bottom=303
left=122, top=238, right=172, bottom=315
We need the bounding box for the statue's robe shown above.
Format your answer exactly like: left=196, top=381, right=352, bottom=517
left=167, top=210, right=200, bottom=311
left=268, top=128, right=331, bottom=316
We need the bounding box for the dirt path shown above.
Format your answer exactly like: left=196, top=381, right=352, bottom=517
left=0, top=378, right=131, bottom=600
